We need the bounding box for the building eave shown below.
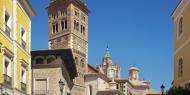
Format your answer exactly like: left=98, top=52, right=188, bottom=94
left=18, top=0, right=36, bottom=17
left=172, top=0, right=190, bottom=19
left=47, top=0, right=90, bottom=15
left=171, top=0, right=182, bottom=17
left=31, top=49, right=77, bottom=80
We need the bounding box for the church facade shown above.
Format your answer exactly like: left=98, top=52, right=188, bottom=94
left=85, top=48, right=161, bottom=95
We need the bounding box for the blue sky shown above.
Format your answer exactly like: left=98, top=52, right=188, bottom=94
left=30, top=0, right=179, bottom=90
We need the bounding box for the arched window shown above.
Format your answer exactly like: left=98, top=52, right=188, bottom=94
left=75, top=57, right=79, bottom=65
left=47, top=57, right=55, bottom=64
left=89, top=85, right=93, bottom=95
left=36, top=58, right=44, bottom=64
left=178, top=58, right=183, bottom=78
left=179, top=17, right=183, bottom=36
left=80, top=59, right=85, bottom=67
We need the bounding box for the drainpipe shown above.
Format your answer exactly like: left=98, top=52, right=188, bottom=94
left=12, top=0, right=17, bottom=95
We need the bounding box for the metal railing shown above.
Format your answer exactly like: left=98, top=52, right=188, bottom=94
left=3, top=74, right=12, bottom=88
left=21, top=82, right=26, bottom=94
left=4, top=24, right=11, bottom=37
left=21, top=39, right=26, bottom=50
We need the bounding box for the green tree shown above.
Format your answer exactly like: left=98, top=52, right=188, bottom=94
left=166, top=86, right=190, bottom=95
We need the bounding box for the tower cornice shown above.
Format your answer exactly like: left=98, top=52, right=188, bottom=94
left=47, top=0, right=90, bottom=15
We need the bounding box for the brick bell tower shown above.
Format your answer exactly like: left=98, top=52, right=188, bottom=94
left=47, top=0, right=89, bottom=95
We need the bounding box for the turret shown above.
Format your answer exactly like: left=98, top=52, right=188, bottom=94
left=128, top=66, right=139, bottom=80
left=102, top=45, right=112, bottom=66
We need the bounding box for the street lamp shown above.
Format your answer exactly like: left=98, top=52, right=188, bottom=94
left=160, top=84, right=165, bottom=95
left=59, top=79, right=65, bottom=95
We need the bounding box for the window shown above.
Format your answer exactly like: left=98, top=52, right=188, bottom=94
left=80, top=25, right=85, bottom=35
left=74, top=20, right=79, bottom=31
left=4, top=55, right=11, bottom=76
left=81, top=25, right=82, bottom=33
left=21, top=66, right=26, bottom=84
left=36, top=58, right=44, bottom=64
left=21, top=28, right=26, bottom=49
left=89, top=85, right=93, bottom=95
left=52, top=23, right=58, bottom=33
left=61, top=19, right=67, bottom=30
left=4, top=60, right=9, bottom=75
left=178, top=17, right=183, bottom=36
left=3, top=55, right=12, bottom=87
left=21, top=64, right=27, bottom=93
left=61, top=11, right=67, bottom=16
left=74, top=20, right=76, bottom=30
left=52, top=13, right=58, bottom=19
left=35, top=79, right=47, bottom=95
left=56, top=23, right=58, bottom=32
left=4, top=11, right=11, bottom=37
left=53, top=24, right=56, bottom=33
left=76, top=22, right=79, bottom=31
left=81, top=16, right=85, bottom=22
left=178, top=58, right=183, bottom=78
left=5, top=11, right=10, bottom=24
left=75, top=9, right=79, bottom=17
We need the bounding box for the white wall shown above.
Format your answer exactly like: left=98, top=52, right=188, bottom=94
left=85, top=76, right=110, bottom=95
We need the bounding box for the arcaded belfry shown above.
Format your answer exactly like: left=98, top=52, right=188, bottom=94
left=47, top=0, right=89, bottom=95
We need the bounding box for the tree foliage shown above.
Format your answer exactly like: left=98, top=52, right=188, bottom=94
left=166, top=86, right=190, bottom=95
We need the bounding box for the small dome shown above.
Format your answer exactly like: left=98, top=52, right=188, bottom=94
left=104, top=51, right=111, bottom=58
left=129, top=66, right=139, bottom=71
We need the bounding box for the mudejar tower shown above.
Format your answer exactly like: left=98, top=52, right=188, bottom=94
left=47, top=0, right=89, bottom=95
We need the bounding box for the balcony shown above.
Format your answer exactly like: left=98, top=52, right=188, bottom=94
left=21, top=82, right=26, bottom=94
left=3, top=74, right=12, bottom=88
left=4, top=24, right=11, bottom=38
left=21, top=39, right=26, bottom=50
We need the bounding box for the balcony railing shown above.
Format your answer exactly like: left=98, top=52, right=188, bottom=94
left=3, top=74, right=12, bottom=88
left=21, top=82, right=26, bottom=94
left=4, top=24, right=11, bottom=37
left=21, top=39, right=26, bottom=50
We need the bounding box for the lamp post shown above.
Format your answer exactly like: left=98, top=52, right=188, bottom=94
left=160, top=84, right=165, bottom=95
left=59, top=79, right=65, bottom=95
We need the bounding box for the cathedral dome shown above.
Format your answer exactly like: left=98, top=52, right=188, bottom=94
left=104, top=50, right=111, bottom=58
left=129, top=66, right=139, bottom=71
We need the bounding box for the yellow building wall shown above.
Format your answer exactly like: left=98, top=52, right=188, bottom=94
left=16, top=47, right=30, bottom=91
left=0, top=0, right=14, bottom=84
left=16, top=4, right=31, bottom=52
left=16, top=3, right=31, bottom=94
left=0, top=0, right=4, bottom=28
left=0, top=0, right=31, bottom=94
left=174, top=3, right=190, bottom=86
left=174, top=3, right=190, bottom=50
left=174, top=44, right=190, bottom=86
